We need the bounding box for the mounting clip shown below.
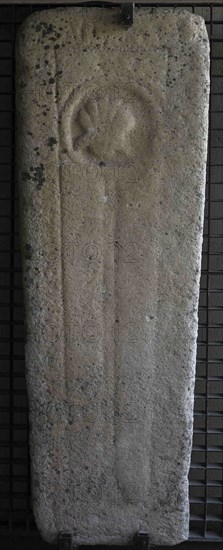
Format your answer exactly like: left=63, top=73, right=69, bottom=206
left=134, top=531, right=150, bottom=550
left=58, top=533, right=72, bottom=550
left=121, top=3, right=134, bottom=27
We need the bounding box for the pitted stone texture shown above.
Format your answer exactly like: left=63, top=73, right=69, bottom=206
left=16, top=7, right=209, bottom=547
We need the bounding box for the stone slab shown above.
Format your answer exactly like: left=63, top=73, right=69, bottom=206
left=16, top=7, right=210, bottom=547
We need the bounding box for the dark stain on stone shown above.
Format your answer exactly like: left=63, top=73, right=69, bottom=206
left=22, top=163, right=46, bottom=190
left=47, top=136, right=58, bottom=150
left=49, top=77, right=55, bottom=84
left=34, top=164, right=46, bottom=190
left=35, top=21, right=61, bottom=40
left=23, top=171, right=31, bottom=182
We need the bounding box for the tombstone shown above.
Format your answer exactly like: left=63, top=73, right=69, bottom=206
left=16, top=6, right=210, bottom=547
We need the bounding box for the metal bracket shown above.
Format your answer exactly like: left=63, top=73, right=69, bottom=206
left=134, top=531, right=150, bottom=550
left=58, top=533, right=72, bottom=550
left=121, top=3, right=134, bottom=26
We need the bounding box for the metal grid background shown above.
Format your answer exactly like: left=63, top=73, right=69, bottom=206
left=0, top=2, right=222, bottom=547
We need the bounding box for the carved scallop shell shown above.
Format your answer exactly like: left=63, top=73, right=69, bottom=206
left=60, top=82, right=163, bottom=168
left=72, top=95, right=136, bottom=161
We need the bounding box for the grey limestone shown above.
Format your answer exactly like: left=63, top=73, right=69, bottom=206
left=16, top=6, right=210, bottom=547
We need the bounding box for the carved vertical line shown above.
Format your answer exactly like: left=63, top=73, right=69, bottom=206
left=114, top=163, right=120, bottom=496
left=53, top=48, right=67, bottom=528
left=54, top=55, right=66, bottom=400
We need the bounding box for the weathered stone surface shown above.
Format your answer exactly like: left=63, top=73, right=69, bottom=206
left=16, top=7, right=209, bottom=547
